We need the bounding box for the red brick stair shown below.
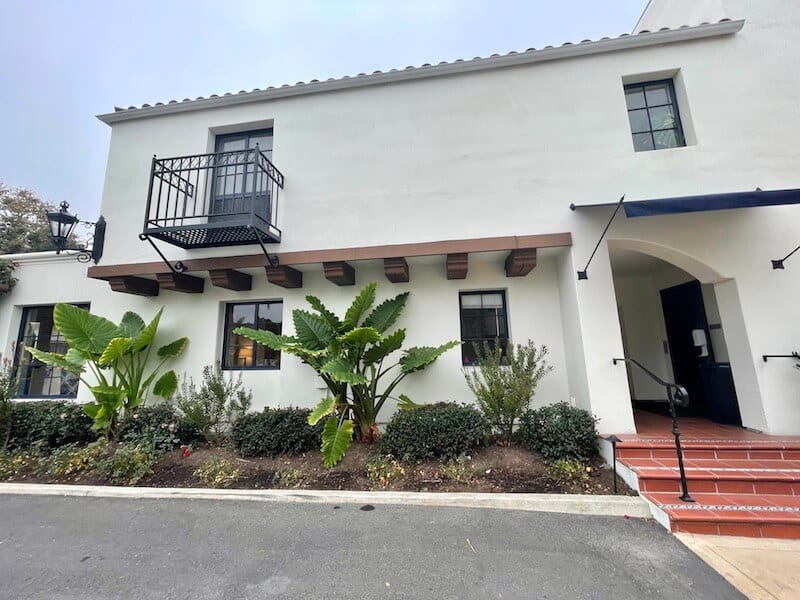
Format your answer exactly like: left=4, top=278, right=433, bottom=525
left=614, top=411, right=800, bottom=539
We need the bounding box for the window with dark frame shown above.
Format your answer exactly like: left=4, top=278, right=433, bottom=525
left=459, top=291, right=509, bottom=366
left=13, top=304, right=89, bottom=398
left=212, top=128, right=274, bottom=222
left=624, top=79, right=686, bottom=152
left=222, top=301, right=283, bottom=369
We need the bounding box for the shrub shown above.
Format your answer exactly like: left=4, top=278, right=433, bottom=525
left=97, top=443, right=158, bottom=485
left=273, top=465, right=307, bottom=488
left=519, top=402, right=598, bottom=462
left=463, top=340, right=552, bottom=442
left=45, top=440, right=108, bottom=477
left=380, top=403, right=489, bottom=462
left=0, top=354, right=19, bottom=449
left=118, top=404, right=202, bottom=453
left=0, top=259, right=16, bottom=295
left=193, top=457, right=240, bottom=488
left=174, top=363, right=252, bottom=445
left=7, top=401, right=97, bottom=451
left=230, top=408, right=322, bottom=457
left=440, top=454, right=476, bottom=483
left=366, top=454, right=405, bottom=488
left=545, top=458, right=590, bottom=486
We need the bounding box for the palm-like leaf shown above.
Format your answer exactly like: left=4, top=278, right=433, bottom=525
left=294, top=310, right=335, bottom=350
left=53, top=303, right=120, bottom=355
left=306, top=295, right=343, bottom=332
left=308, top=397, right=336, bottom=425
left=363, top=292, right=408, bottom=332
left=130, top=308, right=163, bottom=352
left=400, top=341, right=460, bottom=373
left=338, top=327, right=382, bottom=346
left=99, top=337, right=132, bottom=365
left=26, top=347, right=84, bottom=375
left=118, top=311, right=146, bottom=338
left=157, top=337, right=189, bottom=358
left=362, top=329, right=406, bottom=365
left=321, top=417, right=354, bottom=468
left=397, top=394, right=424, bottom=410
left=321, top=358, right=367, bottom=384
left=343, top=282, right=377, bottom=330
left=234, top=328, right=298, bottom=351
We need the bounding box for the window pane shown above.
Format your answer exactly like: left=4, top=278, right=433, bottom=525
left=225, top=304, right=256, bottom=368
left=645, top=84, right=670, bottom=106
left=248, top=133, right=273, bottom=152
left=648, top=105, right=676, bottom=131
left=461, top=310, right=484, bottom=339
left=481, top=293, right=503, bottom=309
left=624, top=88, right=646, bottom=110
left=654, top=129, right=680, bottom=149
left=627, top=109, right=651, bottom=134
left=217, top=137, right=246, bottom=152
left=460, top=294, right=482, bottom=308
left=460, top=291, right=509, bottom=365
left=632, top=132, right=654, bottom=152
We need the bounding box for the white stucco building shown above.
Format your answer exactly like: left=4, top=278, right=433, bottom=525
left=2, top=0, right=799, bottom=436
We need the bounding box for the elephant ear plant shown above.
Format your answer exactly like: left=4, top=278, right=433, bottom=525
left=26, top=304, right=187, bottom=439
left=235, top=282, right=458, bottom=467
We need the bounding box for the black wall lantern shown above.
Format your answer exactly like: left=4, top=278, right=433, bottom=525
left=45, top=202, right=106, bottom=264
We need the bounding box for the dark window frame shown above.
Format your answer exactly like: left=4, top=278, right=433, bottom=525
left=13, top=303, right=90, bottom=399
left=624, top=79, right=686, bottom=152
left=221, top=299, right=283, bottom=371
left=458, top=290, right=510, bottom=366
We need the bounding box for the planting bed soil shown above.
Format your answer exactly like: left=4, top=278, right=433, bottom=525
left=6, top=443, right=635, bottom=496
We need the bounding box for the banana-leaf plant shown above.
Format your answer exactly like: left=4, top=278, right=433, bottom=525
left=234, top=282, right=458, bottom=467
left=26, top=304, right=187, bottom=439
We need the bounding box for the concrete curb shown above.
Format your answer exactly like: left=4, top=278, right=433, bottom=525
left=0, top=482, right=650, bottom=518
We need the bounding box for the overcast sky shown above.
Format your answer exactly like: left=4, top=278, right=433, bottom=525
left=0, top=0, right=646, bottom=217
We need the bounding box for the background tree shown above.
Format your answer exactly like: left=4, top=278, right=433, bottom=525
left=0, top=182, right=60, bottom=254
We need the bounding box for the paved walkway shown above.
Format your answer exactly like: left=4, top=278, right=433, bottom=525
left=0, top=495, right=742, bottom=599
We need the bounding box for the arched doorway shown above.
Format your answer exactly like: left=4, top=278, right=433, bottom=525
left=607, top=239, right=767, bottom=431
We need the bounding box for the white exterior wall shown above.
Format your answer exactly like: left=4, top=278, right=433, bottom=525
left=3, top=0, right=800, bottom=433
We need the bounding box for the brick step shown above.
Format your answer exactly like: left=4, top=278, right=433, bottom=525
left=617, top=444, right=800, bottom=461
left=644, top=492, right=800, bottom=539
left=638, top=473, right=800, bottom=496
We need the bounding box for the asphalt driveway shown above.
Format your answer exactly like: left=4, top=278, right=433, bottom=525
left=0, top=495, right=743, bottom=599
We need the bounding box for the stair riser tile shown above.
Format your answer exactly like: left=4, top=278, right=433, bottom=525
left=639, top=478, right=798, bottom=495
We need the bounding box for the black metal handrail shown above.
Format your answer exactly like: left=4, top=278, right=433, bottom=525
left=762, top=352, right=799, bottom=362
left=613, top=356, right=695, bottom=503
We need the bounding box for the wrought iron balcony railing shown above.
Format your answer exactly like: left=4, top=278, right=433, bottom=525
left=143, top=146, right=284, bottom=249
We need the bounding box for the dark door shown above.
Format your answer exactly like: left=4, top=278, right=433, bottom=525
left=212, top=129, right=274, bottom=223
left=660, top=281, right=712, bottom=417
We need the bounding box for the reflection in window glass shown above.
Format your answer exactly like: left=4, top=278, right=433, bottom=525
left=223, top=301, right=282, bottom=369
left=624, top=79, right=685, bottom=152
left=459, top=291, right=510, bottom=365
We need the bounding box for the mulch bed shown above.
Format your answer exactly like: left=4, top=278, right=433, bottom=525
left=7, top=443, right=635, bottom=495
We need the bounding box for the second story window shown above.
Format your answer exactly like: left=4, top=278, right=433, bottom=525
left=213, top=129, right=274, bottom=221
left=624, top=80, right=685, bottom=152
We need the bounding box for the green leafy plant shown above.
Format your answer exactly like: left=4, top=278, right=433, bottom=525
left=174, top=363, right=252, bottom=445
left=7, top=401, right=97, bottom=451
left=0, top=448, right=43, bottom=481
left=463, top=340, right=552, bottom=442
left=25, top=304, right=188, bottom=439
left=118, top=404, right=202, bottom=453
left=0, top=259, right=16, bottom=295
left=440, top=454, right=476, bottom=483
left=519, top=402, right=599, bottom=462
left=234, top=282, right=458, bottom=467
left=380, top=402, right=489, bottom=462
left=96, top=443, right=159, bottom=485
left=0, top=354, right=19, bottom=450
left=545, top=458, right=591, bottom=486
left=230, top=408, right=321, bottom=457
left=45, top=440, right=108, bottom=477
left=193, top=457, right=240, bottom=488
left=366, top=454, right=406, bottom=488
left=273, top=465, right=307, bottom=488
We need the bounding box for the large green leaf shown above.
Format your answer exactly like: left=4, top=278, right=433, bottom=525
left=343, top=282, right=376, bottom=330
left=321, top=417, right=354, bottom=468
left=293, top=310, right=335, bottom=350
left=306, top=295, right=343, bottom=332
left=118, top=311, right=146, bottom=338
left=308, top=397, right=336, bottom=426
left=157, top=337, right=188, bottom=358
left=53, top=303, right=120, bottom=355
left=26, top=347, right=84, bottom=375
left=152, top=370, right=178, bottom=398
left=130, top=308, right=164, bottom=352
left=400, top=341, right=460, bottom=373
left=362, top=329, right=406, bottom=365
left=338, top=327, right=382, bottom=347
left=320, top=358, right=367, bottom=384
left=397, top=394, right=424, bottom=411
left=65, top=347, right=89, bottom=366
left=233, top=328, right=298, bottom=351
left=99, top=337, right=132, bottom=365
left=363, top=292, right=408, bottom=332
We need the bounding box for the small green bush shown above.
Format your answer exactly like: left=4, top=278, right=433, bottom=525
left=519, top=402, right=598, bottom=462
left=545, top=458, right=590, bottom=486
left=366, top=454, right=405, bottom=488
left=45, top=440, right=108, bottom=477
left=7, top=401, right=98, bottom=451
left=0, top=448, right=43, bottom=480
left=273, top=465, right=307, bottom=488
left=230, top=408, right=322, bottom=457
left=380, top=403, right=489, bottom=462
left=97, top=443, right=158, bottom=485
left=118, top=404, right=202, bottom=453
left=193, top=457, right=240, bottom=488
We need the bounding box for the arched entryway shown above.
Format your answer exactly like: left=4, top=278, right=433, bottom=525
left=607, top=239, right=768, bottom=432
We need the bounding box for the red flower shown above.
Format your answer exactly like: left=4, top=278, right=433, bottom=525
left=182, top=450, right=191, bottom=458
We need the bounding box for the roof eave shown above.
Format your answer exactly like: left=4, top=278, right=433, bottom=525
left=97, top=19, right=744, bottom=125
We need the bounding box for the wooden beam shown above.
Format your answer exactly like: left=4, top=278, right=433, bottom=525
left=323, top=261, right=355, bottom=286
left=209, top=269, right=252, bottom=291
left=156, top=272, right=205, bottom=293
left=384, top=257, right=409, bottom=283
left=107, top=276, right=159, bottom=297
left=266, top=265, right=303, bottom=288
left=505, top=248, right=538, bottom=277
left=446, top=253, right=468, bottom=280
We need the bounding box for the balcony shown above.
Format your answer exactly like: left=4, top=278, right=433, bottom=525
left=142, top=147, right=284, bottom=249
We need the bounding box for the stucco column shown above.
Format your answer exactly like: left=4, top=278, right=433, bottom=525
left=557, top=246, right=635, bottom=434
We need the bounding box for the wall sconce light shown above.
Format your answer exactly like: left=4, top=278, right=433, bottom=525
left=45, top=202, right=106, bottom=264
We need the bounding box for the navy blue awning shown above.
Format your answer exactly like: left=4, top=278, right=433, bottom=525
left=570, top=188, right=800, bottom=218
